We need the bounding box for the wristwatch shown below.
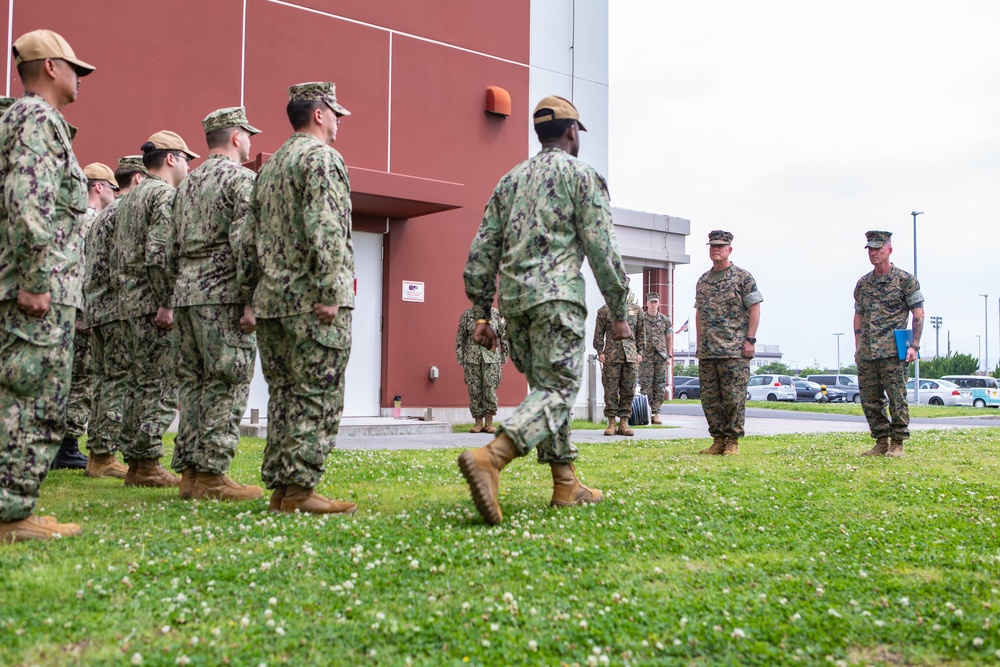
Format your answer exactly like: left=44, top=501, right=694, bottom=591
left=910, top=344, right=920, bottom=351
left=745, top=337, right=757, bottom=344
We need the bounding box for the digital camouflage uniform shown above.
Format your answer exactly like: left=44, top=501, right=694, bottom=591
left=0, top=93, right=87, bottom=521
left=639, top=309, right=672, bottom=413
left=168, top=154, right=257, bottom=475
left=240, top=132, right=354, bottom=491
left=85, top=196, right=130, bottom=456
left=854, top=264, right=922, bottom=442
left=695, top=263, right=763, bottom=440
left=64, top=205, right=99, bottom=439
left=114, top=174, right=179, bottom=461
left=464, top=146, right=629, bottom=463
left=594, top=302, right=645, bottom=419
left=456, top=307, right=508, bottom=419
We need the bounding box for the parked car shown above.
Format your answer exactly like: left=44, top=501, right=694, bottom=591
left=940, top=375, right=1000, bottom=408
left=793, top=379, right=847, bottom=403
left=906, top=378, right=961, bottom=406
left=673, top=376, right=698, bottom=387
left=807, top=374, right=861, bottom=403
left=746, top=374, right=796, bottom=401
left=674, top=379, right=701, bottom=400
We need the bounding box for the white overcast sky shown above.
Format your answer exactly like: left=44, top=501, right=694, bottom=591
left=609, top=0, right=1000, bottom=372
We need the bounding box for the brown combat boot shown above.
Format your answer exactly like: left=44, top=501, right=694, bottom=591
left=699, top=437, right=726, bottom=455
left=84, top=452, right=128, bottom=479
left=603, top=421, right=617, bottom=436
left=470, top=417, right=484, bottom=433
left=178, top=468, right=197, bottom=499
left=456, top=433, right=520, bottom=525
left=191, top=472, right=264, bottom=501
left=651, top=415, right=662, bottom=425
left=269, top=485, right=287, bottom=512
left=0, top=515, right=81, bottom=543
left=862, top=436, right=890, bottom=457
left=616, top=417, right=635, bottom=437
left=723, top=437, right=740, bottom=455
left=483, top=414, right=496, bottom=434
left=279, top=484, right=357, bottom=514
left=886, top=438, right=905, bottom=458
left=124, top=458, right=181, bottom=488
left=549, top=463, right=604, bottom=507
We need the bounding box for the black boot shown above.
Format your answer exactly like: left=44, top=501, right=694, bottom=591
left=50, top=434, right=88, bottom=470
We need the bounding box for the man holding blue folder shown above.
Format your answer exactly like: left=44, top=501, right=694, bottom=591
left=854, top=230, right=924, bottom=457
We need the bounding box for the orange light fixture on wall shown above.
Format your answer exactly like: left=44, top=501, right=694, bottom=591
left=484, top=85, right=511, bottom=117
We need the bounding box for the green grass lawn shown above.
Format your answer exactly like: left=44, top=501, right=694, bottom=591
left=3, top=429, right=999, bottom=666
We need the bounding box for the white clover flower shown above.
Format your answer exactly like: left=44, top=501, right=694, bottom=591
left=673, top=639, right=682, bottom=646
left=409, top=559, right=419, bottom=570
left=973, top=637, right=984, bottom=647
left=859, top=570, right=868, bottom=578
left=130, top=653, right=143, bottom=666
left=731, top=628, right=746, bottom=639
left=790, top=613, right=801, bottom=622
left=899, top=596, right=909, bottom=607
left=376, top=612, right=386, bottom=621
left=175, top=656, right=190, bottom=666
left=268, top=597, right=277, bottom=606
left=275, top=627, right=285, bottom=636
left=585, top=656, right=597, bottom=667
left=828, top=608, right=842, bottom=618
left=528, top=640, right=538, bottom=651
left=240, top=616, right=250, bottom=628
left=579, top=620, right=588, bottom=629
left=161, top=625, right=171, bottom=634
left=481, top=639, right=491, bottom=647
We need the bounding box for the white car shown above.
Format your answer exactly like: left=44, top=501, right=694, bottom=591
left=746, top=374, right=797, bottom=402
left=906, top=378, right=961, bottom=406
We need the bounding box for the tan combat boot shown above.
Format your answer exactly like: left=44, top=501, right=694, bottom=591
left=269, top=485, right=287, bottom=512
left=616, top=417, right=635, bottom=437
left=191, top=472, right=264, bottom=501
left=603, top=421, right=617, bottom=436
left=178, top=468, right=197, bottom=499
left=470, top=417, right=484, bottom=434
left=651, top=415, right=662, bottom=425
left=549, top=462, right=604, bottom=507
left=886, top=438, right=905, bottom=458
left=456, top=433, right=520, bottom=525
left=700, top=437, right=726, bottom=455
left=862, top=436, right=890, bottom=457
left=483, top=414, right=496, bottom=434
left=84, top=452, right=128, bottom=479
left=124, top=458, right=181, bottom=488
left=0, top=515, right=81, bottom=543
left=279, top=484, right=357, bottom=514
left=723, top=437, right=740, bottom=455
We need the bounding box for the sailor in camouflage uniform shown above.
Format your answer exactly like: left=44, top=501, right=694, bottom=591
left=695, top=230, right=762, bottom=456
left=55, top=162, right=118, bottom=471
left=115, top=131, right=198, bottom=488
left=594, top=294, right=645, bottom=436
left=459, top=95, right=630, bottom=526
left=84, top=156, right=145, bottom=478
left=240, top=82, right=356, bottom=515
left=854, top=230, right=924, bottom=458
left=456, top=306, right=508, bottom=433
left=168, top=107, right=262, bottom=501
left=639, top=292, right=673, bottom=424
left=0, top=29, right=94, bottom=543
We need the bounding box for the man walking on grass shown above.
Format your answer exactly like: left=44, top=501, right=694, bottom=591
left=459, top=95, right=630, bottom=526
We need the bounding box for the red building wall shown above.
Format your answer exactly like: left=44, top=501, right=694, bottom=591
left=6, top=0, right=531, bottom=410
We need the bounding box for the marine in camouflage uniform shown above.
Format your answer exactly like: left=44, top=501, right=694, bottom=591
left=115, top=131, right=199, bottom=487
left=639, top=292, right=672, bottom=422
left=695, top=230, right=762, bottom=456
left=58, top=163, right=119, bottom=470
left=0, top=29, right=95, bottom=542
left=239, top=83, right=356, bottom=515
left=459, top=95, right=629, bottom=526
left=168, top=107, right=262, bottom=501
left=594, top=300, right=645, bottom=435
left=84, top=157, right=145, bottom=478
left=456, top=306, right=508, bottom=433
left=854, top=230, right=924, bottom=458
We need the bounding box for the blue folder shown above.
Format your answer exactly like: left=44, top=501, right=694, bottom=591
left=894, top=329, right=920, bottom=360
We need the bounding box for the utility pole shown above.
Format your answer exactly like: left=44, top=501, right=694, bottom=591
left=931, top=317, right=940, bottom=358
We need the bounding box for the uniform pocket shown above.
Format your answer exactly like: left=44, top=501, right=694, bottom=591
left=0, top=309, right=66, bottom=396
left=307, top=309, right=352, bottom=350
left=217, top=329, right=256, bottom=385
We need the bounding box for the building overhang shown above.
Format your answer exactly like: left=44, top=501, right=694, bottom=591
left=611, top=207, right=691, bottom=268
left=245, top=153, right=465, bottom=220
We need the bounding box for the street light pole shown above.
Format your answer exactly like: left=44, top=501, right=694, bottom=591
left=833, top=333, right=844, bottom=376
left=930, top=316, right=942, bottom=358
left=981, top=294, right=989, bottom=376
left=911, top=211, right=923, bottom=403
left=976, top=335, right=982, bottom=373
